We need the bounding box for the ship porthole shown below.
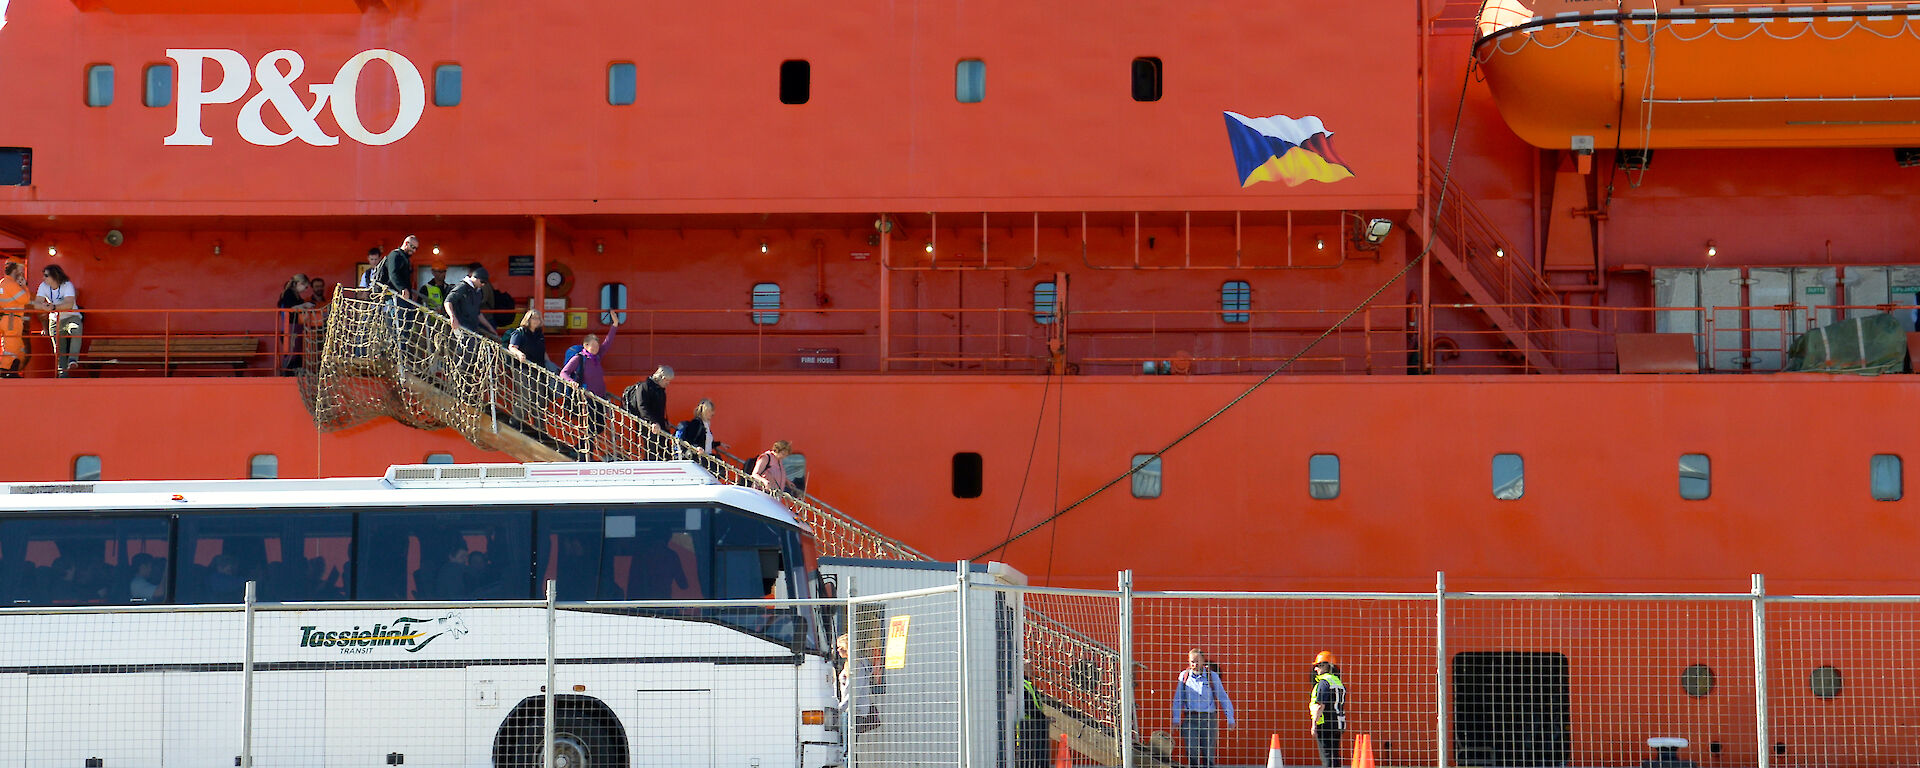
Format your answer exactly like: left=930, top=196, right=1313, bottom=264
left=1810, top=665, right=1843, bottom=699
left=1680, top=664, right=1715, bottom=698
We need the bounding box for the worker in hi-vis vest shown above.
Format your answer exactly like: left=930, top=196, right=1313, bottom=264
left=418, top=262, right=449, bottom=313
left=0, top=261, right=29, bottom=377
left=1309, top=651, right=1347, bottom=768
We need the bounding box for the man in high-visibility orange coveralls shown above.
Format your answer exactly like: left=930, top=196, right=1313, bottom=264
left=0, top=260, right=29, bottom=377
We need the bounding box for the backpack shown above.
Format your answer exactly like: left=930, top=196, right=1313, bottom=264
left=620, top=382, right=647, bottom=417
left=563, top=343, right=585, bottom=369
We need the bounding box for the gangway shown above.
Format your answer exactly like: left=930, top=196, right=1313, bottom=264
left=303, top=287, right=1145, bottom=765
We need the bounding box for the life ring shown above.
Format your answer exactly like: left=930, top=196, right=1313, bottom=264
left=544, top=262, right=574, bottom=298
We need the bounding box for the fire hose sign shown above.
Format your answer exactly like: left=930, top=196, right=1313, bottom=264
left=884, top=615, right=911, bottom=670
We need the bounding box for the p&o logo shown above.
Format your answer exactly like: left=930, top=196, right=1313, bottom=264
left=164, top=48, right=425, bottom=148
left=299, top=613, right=470, bottom=655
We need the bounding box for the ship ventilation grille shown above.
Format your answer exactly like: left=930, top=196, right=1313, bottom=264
left=390, top=468, right=438, bottom=481
left=485, top=466, right=528, bottom=479
left=9, top=483, right=94, bottom=494
left=439, top=467, right=485, bottom=479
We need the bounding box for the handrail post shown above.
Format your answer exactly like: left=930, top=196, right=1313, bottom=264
left=879, top=215, right=892, bottom=372
left=1118, top=570, right=1137, bottom=768
left=544, top=578, right=558, bottom=768
left=1753, top=574, right=1769, bottom=768
left=955, top=560, right=973, bottom=768
left=241, top=580, right=256, bottom=768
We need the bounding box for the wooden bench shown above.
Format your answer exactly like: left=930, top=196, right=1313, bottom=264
left=81, top=337, right=262, bottom=376
left=1616, top=333, right=1700, bottom=374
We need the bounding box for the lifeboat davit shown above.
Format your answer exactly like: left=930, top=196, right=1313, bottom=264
left=1475, top=0, right=1920, bottom=149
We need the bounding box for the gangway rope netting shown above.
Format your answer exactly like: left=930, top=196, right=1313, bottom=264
left=300, top=287, right=1124, bottom=748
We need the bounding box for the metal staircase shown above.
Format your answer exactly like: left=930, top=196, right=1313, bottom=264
left=1424, top=160, right=1562, bottom=372
left=303, top=288, right=1140, bottom=764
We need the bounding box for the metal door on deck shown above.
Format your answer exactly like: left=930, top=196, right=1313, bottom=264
left=1652, top=268, right=1705, bottom=369
left=1699, top=268, right=1745, bottom=371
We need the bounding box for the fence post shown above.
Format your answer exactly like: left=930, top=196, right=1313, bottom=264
left=1119, top=570, right=1137, bottom=768
left=241, top=580, right=256, bottom=768
left=545, top=578, right=558, bottom=768
left=955, top=560, right=973, bottom=768
left=1435, top=571, right=1448, bottom=768
left=1753, top=573, right=1769, bottom=768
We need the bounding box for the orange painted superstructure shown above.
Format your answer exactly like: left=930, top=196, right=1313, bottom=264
left=1, top=4, right=1919, bottom=588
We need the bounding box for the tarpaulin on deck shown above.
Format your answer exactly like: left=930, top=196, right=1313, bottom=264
left=1784, top=313, right=1906, bottom=374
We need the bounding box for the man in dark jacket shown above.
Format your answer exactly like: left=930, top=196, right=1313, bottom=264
left=444, top=265, right=497, bottom=340
left=622, top=364, right=674, bottom=459
left=381, top=235, right=419, bottom=303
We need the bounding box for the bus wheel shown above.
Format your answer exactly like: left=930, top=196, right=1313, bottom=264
left=541, top=733, right=590, bottom=768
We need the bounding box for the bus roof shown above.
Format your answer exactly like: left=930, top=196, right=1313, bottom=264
left=0, top=461, right=805, bottom=530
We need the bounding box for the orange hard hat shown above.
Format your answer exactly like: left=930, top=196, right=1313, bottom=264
left=1315, top=651, right=1337, bottom=665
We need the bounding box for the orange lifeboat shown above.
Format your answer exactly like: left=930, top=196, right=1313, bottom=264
left=1475, top=0, right=1920, bottom=149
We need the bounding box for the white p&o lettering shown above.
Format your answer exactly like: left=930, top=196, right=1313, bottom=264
left=163, top=47, right=426, bottom=148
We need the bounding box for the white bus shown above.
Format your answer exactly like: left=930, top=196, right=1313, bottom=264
left=0, top=461, right=842, bottom=768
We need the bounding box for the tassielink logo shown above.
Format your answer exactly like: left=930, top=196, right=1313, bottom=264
left=299, top=613, right=469, bottom=655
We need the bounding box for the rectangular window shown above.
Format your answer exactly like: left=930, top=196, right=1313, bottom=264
left=1872, top=454, right=1903, bottom=501
left=356, top=509, right=534, bottom=600
left=952, top=452, right=983, bottom=499
left=1131, top=57, right=1162, bottom=102
left=955, top=59, right=985, bottom=103
left=433, top=63, right=462, bottom=107
left=0, top=517, right=170, bottom=605
left=1033, top=281, right=1057, bottom=325
left=1221, top=281, right=1251, bottom=323
left=779, top=59, right=810, bottom=105
left=1130, top=454, right=1163, bottom=499
left=1492, top=453, right=1524, bottom=500
left=782, top=453, right=807, bottom=495
left=74, top=455, right=101, bottom=482
left=176, top=513, right=351, bottom=603
left=1309, top=454, right=1340, bottom=500
left=751, top=282, right=781, bottom=325
left=143, top=63, right=173, bottom=108
left=0, top=147, right=30, bottom=187
left=249, top=454, right=278, bottom=479
left=1679, top=453, right=1711, bottom=500
left=85, top=64, right=114, bottom=107
left=608, top=62, right=637, bottom=106
left=591, top=507, right=716, bottom=601
left=599, top=282, right=628, bottom=326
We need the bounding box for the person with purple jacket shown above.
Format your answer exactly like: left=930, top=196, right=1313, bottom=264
left=560, top=319, right=621, bottom=458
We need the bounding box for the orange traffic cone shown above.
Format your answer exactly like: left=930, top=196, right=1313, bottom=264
left=1267, top=734, right=1286, bottom=768
left=1351, top=733, right=1375, bottom=768
left=1054, top=733, right=1073, bottom=768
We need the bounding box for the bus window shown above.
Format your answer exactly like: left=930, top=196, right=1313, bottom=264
left=358, top=509, right=533, bottom=601
left=599, top=507, right=710, bottom=600
left=536, top=508, right=604, bottom=601
left=714, top=510, right=789, bottom=599
left=176, top=513, right=351, bottom=604
left=0, top=517, right=169, bottom=606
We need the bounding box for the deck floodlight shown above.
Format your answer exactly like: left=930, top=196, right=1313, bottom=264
left=1363, top=218, right=1393, bottom=245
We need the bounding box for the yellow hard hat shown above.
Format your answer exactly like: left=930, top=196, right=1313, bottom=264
left=1315, top=651, right=1337, bottom=665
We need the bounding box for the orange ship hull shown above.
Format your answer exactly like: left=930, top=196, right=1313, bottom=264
left=1477, top=1, right=1920, bottom=149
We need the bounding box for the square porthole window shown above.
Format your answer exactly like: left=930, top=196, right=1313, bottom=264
left=1309, top=454, right=1340, bottom=500
left=73, top=455, right=101, bottom=482
left=1492, top=453, right=1524, bottom=500
left=780, top=60, right=810, bottom=105
left=249, top=454, right=278, bottom=479
left=1871, top=454, right=1902, bottom=501
left=955, top=59, right=985, bottom=103
left=952, top=452, right=983, bottom=499
left=1130, top=454, right=1162, bottom=499
left=433, top=64, right=462, bottom=107
left=143, top=63, right=173, bottom=108
left=1131, top=57, right=1163, bottom=102
left=599, top=282, right=628, bottom=325
left=1679, top=453, right=1711, bottom=500
left=425, top=453, right=455, bottom=465
left=86, top=64, right=114, bottom=107
left=1221, top=281, right=1251, bottom=323
left=751, top=283, right=781, bottom=325
left=1033, top=282, right=1057, bottom=325
left=607, top=62, right=637, bottom=106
